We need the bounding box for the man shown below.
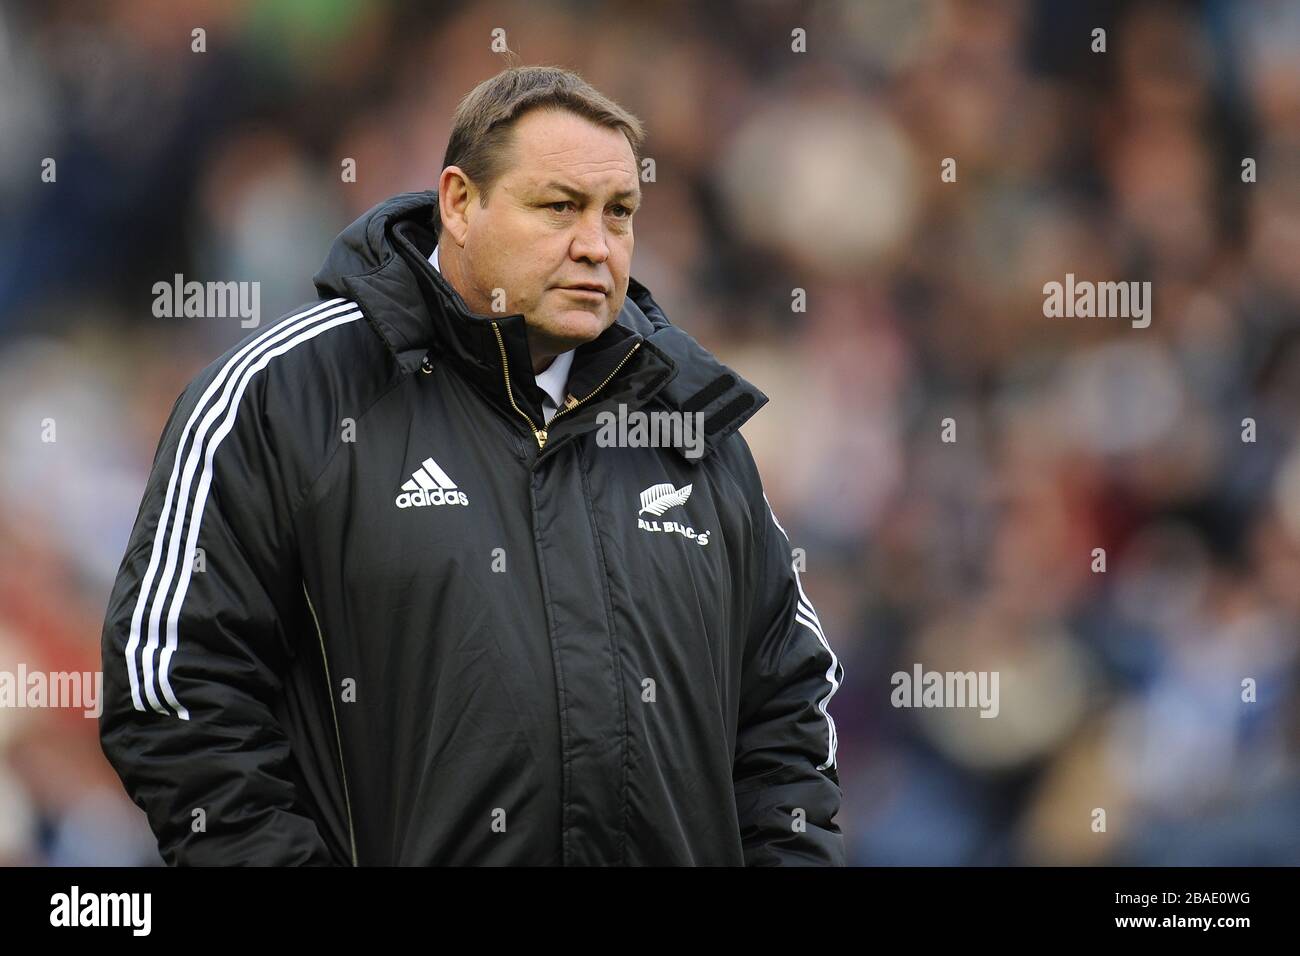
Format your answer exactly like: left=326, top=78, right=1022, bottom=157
left=99, top=65, right=845, bottom=866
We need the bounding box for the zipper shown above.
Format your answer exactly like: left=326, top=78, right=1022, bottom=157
left=545, top=339, right=642, bottom=435
left=490, top=320, right=641, bottom=450
left=303, top=580, right=359, bottom=867
left=491, top=321, right=546, bottom=447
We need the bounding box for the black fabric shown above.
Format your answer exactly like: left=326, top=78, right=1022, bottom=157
left=99, top=191, right=845, bottom=866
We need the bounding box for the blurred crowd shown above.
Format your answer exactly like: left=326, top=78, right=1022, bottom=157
left=1, top=0, right=1297, bottom=865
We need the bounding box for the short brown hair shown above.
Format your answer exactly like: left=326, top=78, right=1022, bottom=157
left=436, top=65, right=646, bottom=236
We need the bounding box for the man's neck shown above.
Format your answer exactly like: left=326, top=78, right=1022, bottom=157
left=436, top=239, right=569, bottom=375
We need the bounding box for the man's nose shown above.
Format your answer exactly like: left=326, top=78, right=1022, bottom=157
left=569, top=211, right=610, bottom=264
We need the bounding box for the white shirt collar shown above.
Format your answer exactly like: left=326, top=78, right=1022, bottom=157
left=428, top=243, right=574, bottom=419
left=534, top=349, right=575, bottom=414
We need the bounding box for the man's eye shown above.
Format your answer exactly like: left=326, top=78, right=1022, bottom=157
left=610, top=205, right=631, bottom=218
left=548, top=201, right=573, bottom=213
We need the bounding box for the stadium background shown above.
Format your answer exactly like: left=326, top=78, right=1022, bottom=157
left=1, top=0, right=1298, bottom=865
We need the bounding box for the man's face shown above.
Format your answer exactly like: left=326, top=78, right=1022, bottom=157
left=444, top=109, right=641, bottom=364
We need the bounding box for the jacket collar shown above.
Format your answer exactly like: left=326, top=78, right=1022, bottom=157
left=312, top=190, right=767, bottom=463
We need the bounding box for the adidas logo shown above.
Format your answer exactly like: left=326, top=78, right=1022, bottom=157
left=395, top=457, right=469, bottom=509
left=636, top=482, right=710, bottom=546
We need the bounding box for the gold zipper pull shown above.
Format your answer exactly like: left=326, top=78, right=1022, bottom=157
left=543, top=341, right=642, bottom=433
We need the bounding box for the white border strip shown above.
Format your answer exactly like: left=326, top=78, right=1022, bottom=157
left=124, top=299, right=356, bottom=717
left=764, top=492, right=842, bottom=771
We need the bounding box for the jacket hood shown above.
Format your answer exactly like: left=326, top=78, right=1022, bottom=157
left=312, top=190, right=767, bottom=463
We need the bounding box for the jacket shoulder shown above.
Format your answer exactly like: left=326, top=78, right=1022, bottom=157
left=251, top=297, right=396, bottom=406
left=170, top=297, right=397, bottom=508
left=702, top=427, right=772, bottom=534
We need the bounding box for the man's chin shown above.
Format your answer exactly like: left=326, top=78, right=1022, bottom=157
left=535, top=309, right=615, bottom=349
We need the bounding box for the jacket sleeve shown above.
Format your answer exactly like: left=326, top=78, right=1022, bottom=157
left=733, top=487, right=847, bottom=866
left=99, top=361, right=334, bottom=866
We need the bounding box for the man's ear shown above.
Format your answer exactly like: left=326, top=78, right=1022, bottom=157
left=437, top=166, right=476, bottom=246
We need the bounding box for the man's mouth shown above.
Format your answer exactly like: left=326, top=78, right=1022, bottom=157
left=557, top=283, right=609, bottom=296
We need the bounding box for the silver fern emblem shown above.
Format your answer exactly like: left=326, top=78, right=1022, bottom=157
left=638, top=482, right=693, bottom=516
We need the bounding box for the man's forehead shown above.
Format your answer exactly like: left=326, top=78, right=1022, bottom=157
left=511, top=161, right=640, bottom=200
left=508, top=115, right=638, bottom=192
left=523, top=169, right=639, bottom=194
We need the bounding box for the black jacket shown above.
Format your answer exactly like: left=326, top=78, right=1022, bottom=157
left=99, top=190, right=845, bottom=865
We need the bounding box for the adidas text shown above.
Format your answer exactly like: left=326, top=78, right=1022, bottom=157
left=395, top=487, right=469, bottom=508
